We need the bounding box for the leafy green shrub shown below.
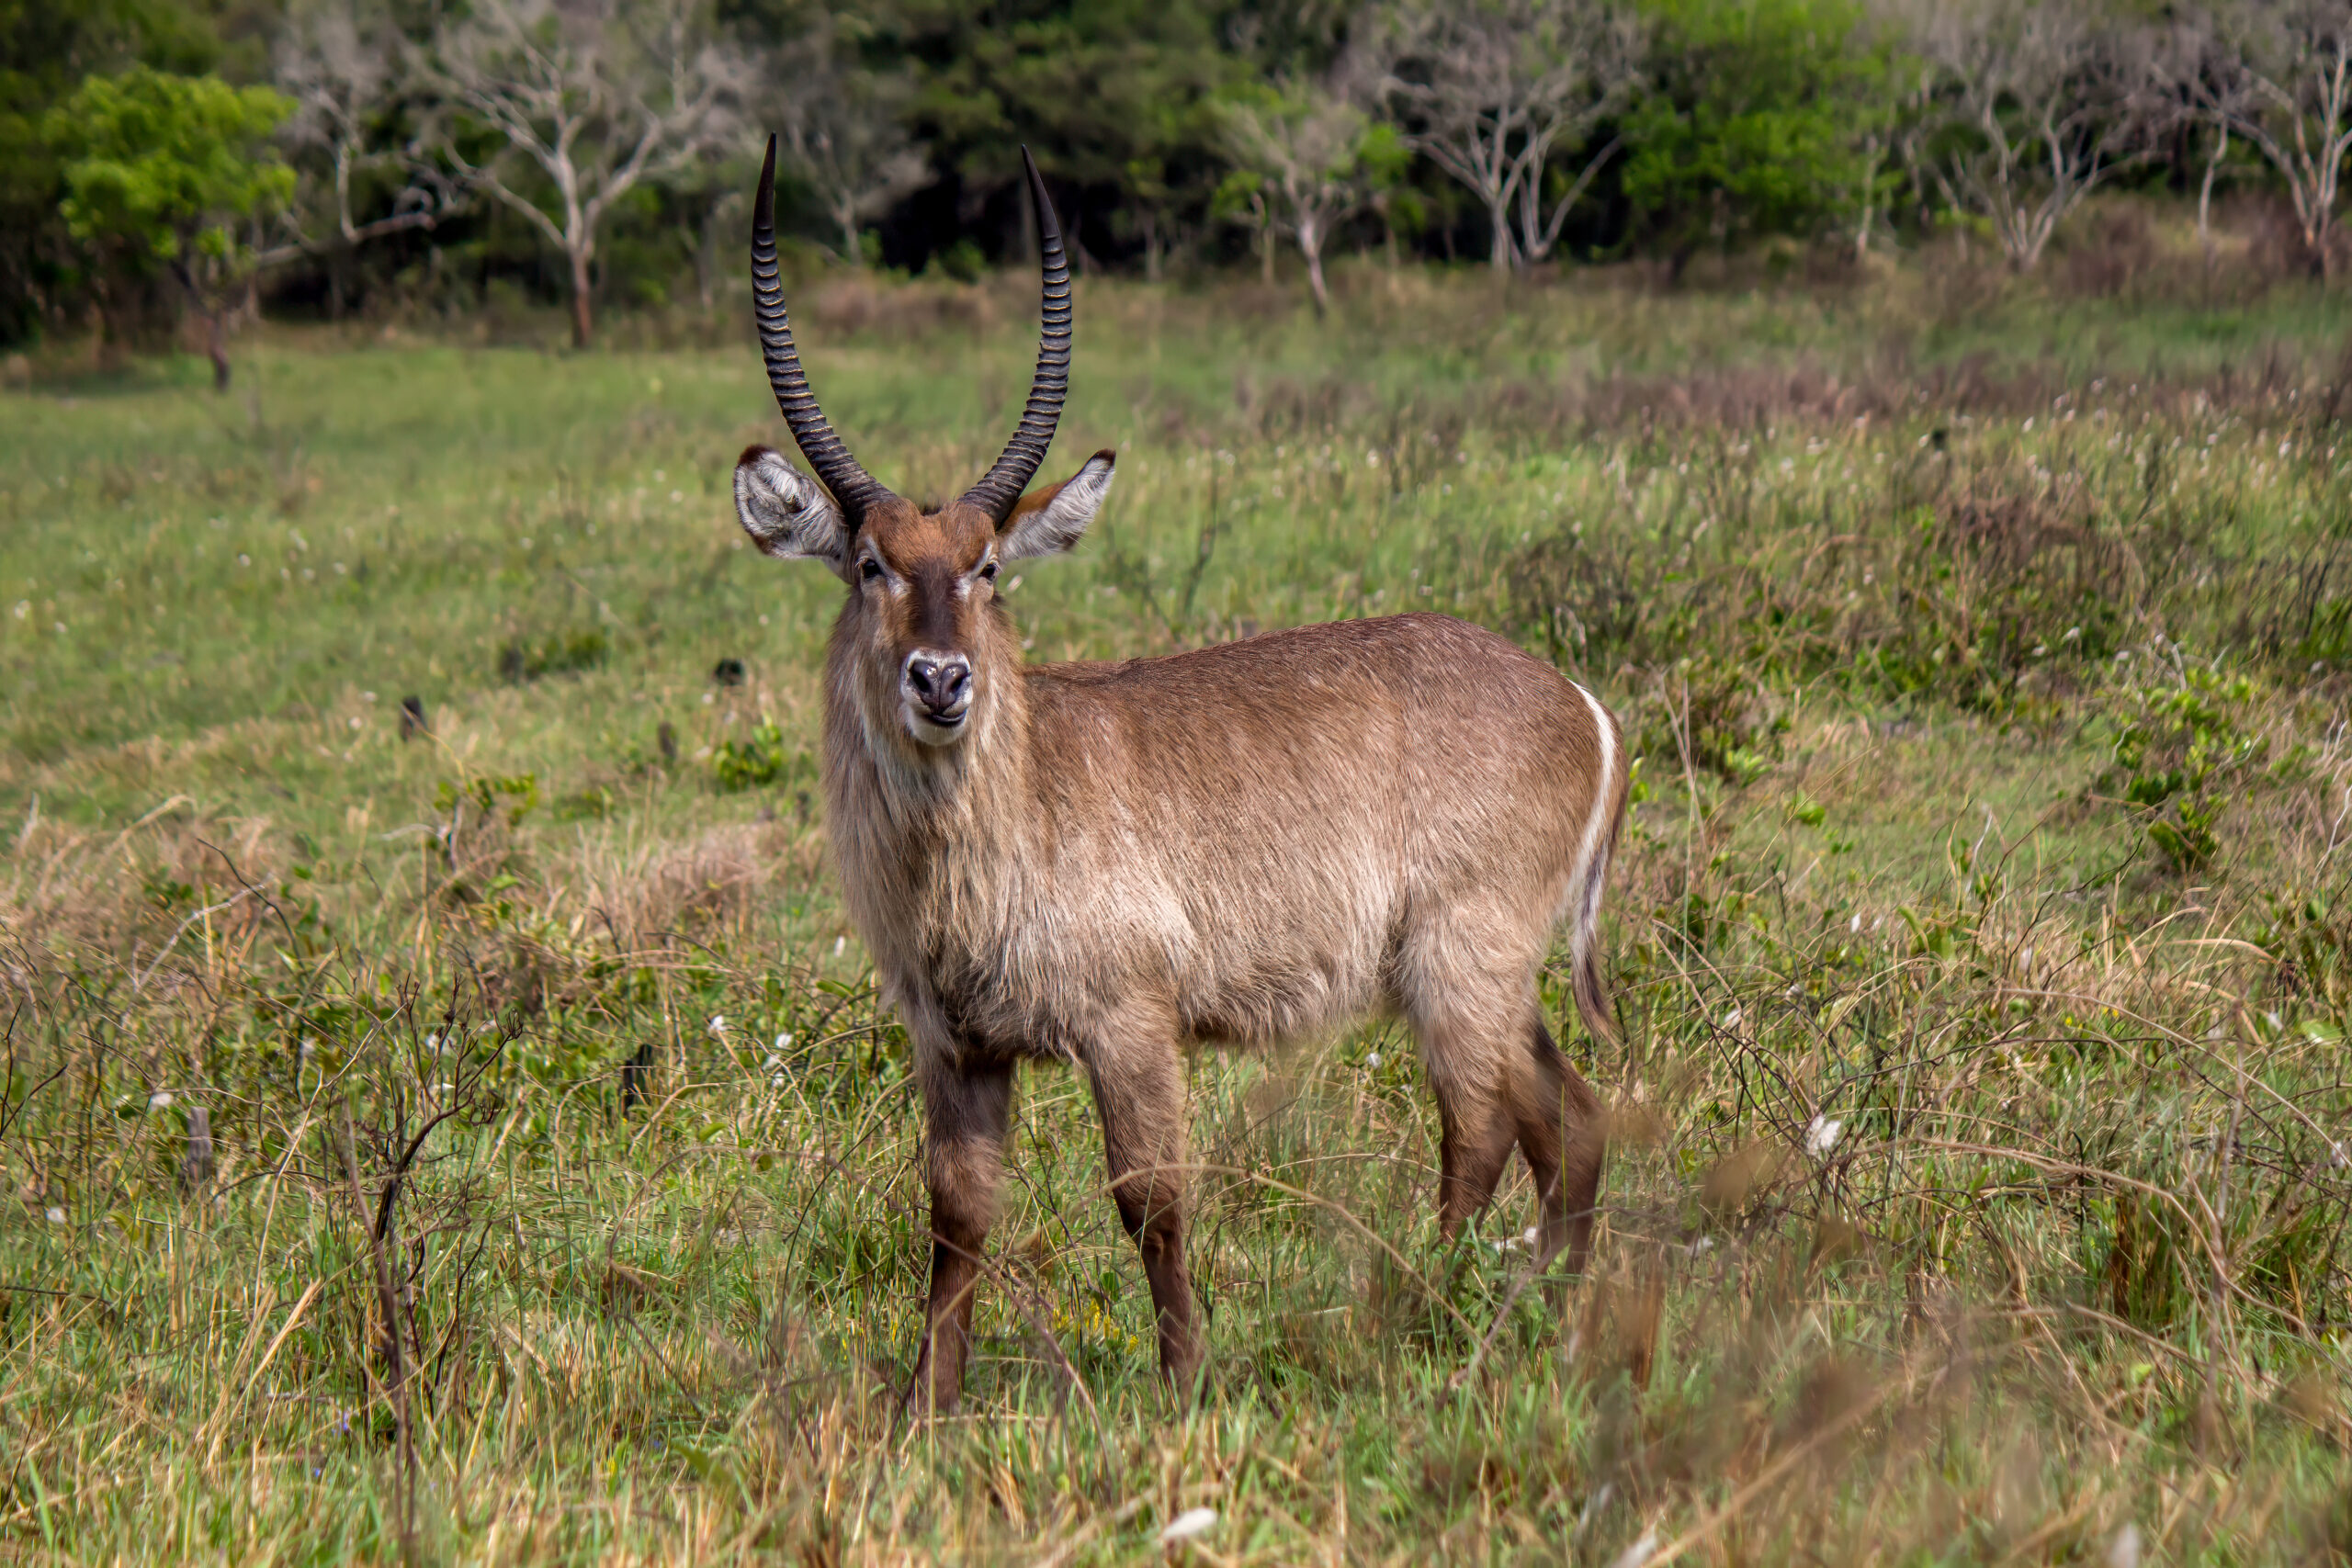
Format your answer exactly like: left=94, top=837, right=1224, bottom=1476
left=713, top=719, right=791, bottom=792
left=2099, top=667, right=2267, bottom=873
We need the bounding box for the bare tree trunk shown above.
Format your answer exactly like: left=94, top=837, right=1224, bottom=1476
left=1142, top=209, right=1163, bottom=283
left=836, top=198, right=864, bottom=267
left=1299, top=218, right=1329, bottom=316
left=173, top=260, right=232, bottom=389
left=206, top=309, right=231, bottom=391
left=1487, top=199, right=1514, bottom=273
left=568, top=248, right=594, bottom=348
left=2198, top=125, right=2225, bottom=285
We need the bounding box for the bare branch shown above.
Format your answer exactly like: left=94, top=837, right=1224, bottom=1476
left=1214, top=78, right=1383, bottom=314
left=1382, top=0, right=1644, bottom=273
left=413, top=0, right=751, bottom=345
left=769, top=30, right=926, bottom=267
left=1902, top=0, right=2154, bottom=270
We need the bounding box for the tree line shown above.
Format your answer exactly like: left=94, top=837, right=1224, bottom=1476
left=6, top=0, right=2352, bottom=361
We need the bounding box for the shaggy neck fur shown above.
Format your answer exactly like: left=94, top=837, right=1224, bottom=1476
left=820, top=599, right=1039, bottom=998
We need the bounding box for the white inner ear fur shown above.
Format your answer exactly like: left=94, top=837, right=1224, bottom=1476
left=734, top=446, right=849, bottom=579
left=1001, top=452, right=1115, bottom=560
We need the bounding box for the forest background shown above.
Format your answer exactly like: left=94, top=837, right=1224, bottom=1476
left=11, top=0, right=2352, bottom=364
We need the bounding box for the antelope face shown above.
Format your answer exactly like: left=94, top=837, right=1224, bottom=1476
left=735, top=451, right=1116, bottom=747
left=729, top=132, right=1112, bottom=752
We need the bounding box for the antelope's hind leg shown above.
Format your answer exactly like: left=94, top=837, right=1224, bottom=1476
left=1510, top=1013, right=1607, bottom=1274
left=1083, top=1013, right=1204, bottom=1397
left=1406, top=956, right=1525, bottom=1240
left=1406, top=913, right=1605, bottom=1260
left=909, top=1054, right=1015, bottom=1416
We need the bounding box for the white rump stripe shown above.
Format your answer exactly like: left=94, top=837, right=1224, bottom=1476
left=1568, top=681, right=1617, bottom=957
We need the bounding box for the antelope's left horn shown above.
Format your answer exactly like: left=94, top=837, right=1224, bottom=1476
left=959, top=147, right=1071, bottom=525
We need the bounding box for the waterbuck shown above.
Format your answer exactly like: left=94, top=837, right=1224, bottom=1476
left=729, top=137, right=1627, bottom=1410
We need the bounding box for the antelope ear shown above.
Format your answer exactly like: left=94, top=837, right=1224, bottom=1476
left=999, top=449, right=1114, bottom=560
left=734, top=446, right=851, bottom=580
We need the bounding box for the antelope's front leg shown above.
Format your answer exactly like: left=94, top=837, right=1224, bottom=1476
left=908, top=1052, right=1014, bottom=1416
left=1085, top=1022, right=1204, bottom=1397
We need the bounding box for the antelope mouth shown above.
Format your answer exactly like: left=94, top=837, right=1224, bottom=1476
left=904, top=702, right=971, bottom=742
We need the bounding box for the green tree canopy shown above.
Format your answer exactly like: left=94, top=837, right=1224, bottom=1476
left=1621, top=0, right=1890, bottom=268
left=46, top=64, right=295, bottom=269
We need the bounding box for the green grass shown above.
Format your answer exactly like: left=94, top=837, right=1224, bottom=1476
left=3, top=257, right=2352, bottom=1563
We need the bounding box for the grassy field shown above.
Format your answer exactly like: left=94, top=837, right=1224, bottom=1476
left=4, top=251, right=2352, bottom=1563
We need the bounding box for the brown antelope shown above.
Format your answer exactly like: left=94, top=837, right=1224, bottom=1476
left=730, top=136, right=1626, bottom=1411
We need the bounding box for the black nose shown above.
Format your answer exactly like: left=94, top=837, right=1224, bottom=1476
left=904, top=652, right=972, bottom=716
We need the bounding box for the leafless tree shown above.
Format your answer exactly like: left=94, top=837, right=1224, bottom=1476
left=1906, top=0, right=2152, bottom=270
left=771, top=37, right=926, bottom=268
left=2166, top=1, right=2352, bottom=276
left=1213, top=79, right=1385, bottom=315
left=1382, top=0, right=1643, bottom=274
left=267, top=0, right=460, bottom=313
left=2147, top=16, right=2261, bottom=273
left=417, top=0, right=750, bottom=346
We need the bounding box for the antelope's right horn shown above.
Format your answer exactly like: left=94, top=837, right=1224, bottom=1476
left=958, top=147, right=1071, bottom=525
left=751, top=134, right=890, bottom=528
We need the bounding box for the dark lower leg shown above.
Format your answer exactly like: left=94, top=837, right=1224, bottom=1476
left=909, top=1062, right=1014, bottom=1415
left=1090, top=1048, right=1203, bottom=1394
left=1124, top=1197, right=1200, bottom=1393
left=1517, top=1017, right=1606, bottom=1272
left=1436, top=1094, right=1517, bottom=1239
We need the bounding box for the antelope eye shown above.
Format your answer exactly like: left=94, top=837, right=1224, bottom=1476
left=860, top=558, right=884, bottom=582
left=979, top=560, right=999, bottom=581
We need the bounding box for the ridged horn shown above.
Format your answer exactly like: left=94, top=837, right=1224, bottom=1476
left=959, top=147, right=1070, bottom=525
left=751, top=134, right=890, bottom=526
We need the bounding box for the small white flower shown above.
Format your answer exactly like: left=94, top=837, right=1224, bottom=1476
left=44, top=1207, right=65, bottom=1224
left=832, top=936, right=846, bottom=957
left=770, top=1075, right=787, bottom=1088
left=775, top=1032, right=793, bottom=1051
left=1687, top=1235, right=1714, bottom=1258
left=1720, top=1007, right=1741, bottom=1029
left=1159, top=1507, right=1218, bottom=1544
left=1805, top=1115, right=1843, bottom=1156
left=762, top=1055, right=782, bottom=1072
left=1849, top=912, right=1861, bottom=932
left=147, top=1091, right=173, bottom=1111
left=1365, top=1051, right=1382, bottom=1068
left=2266, top=1010, right=2283, bottom=1032
left=1522, top=1225, right=1541, bottom=1247
left=707, top=1015, right=728, bottom=1038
